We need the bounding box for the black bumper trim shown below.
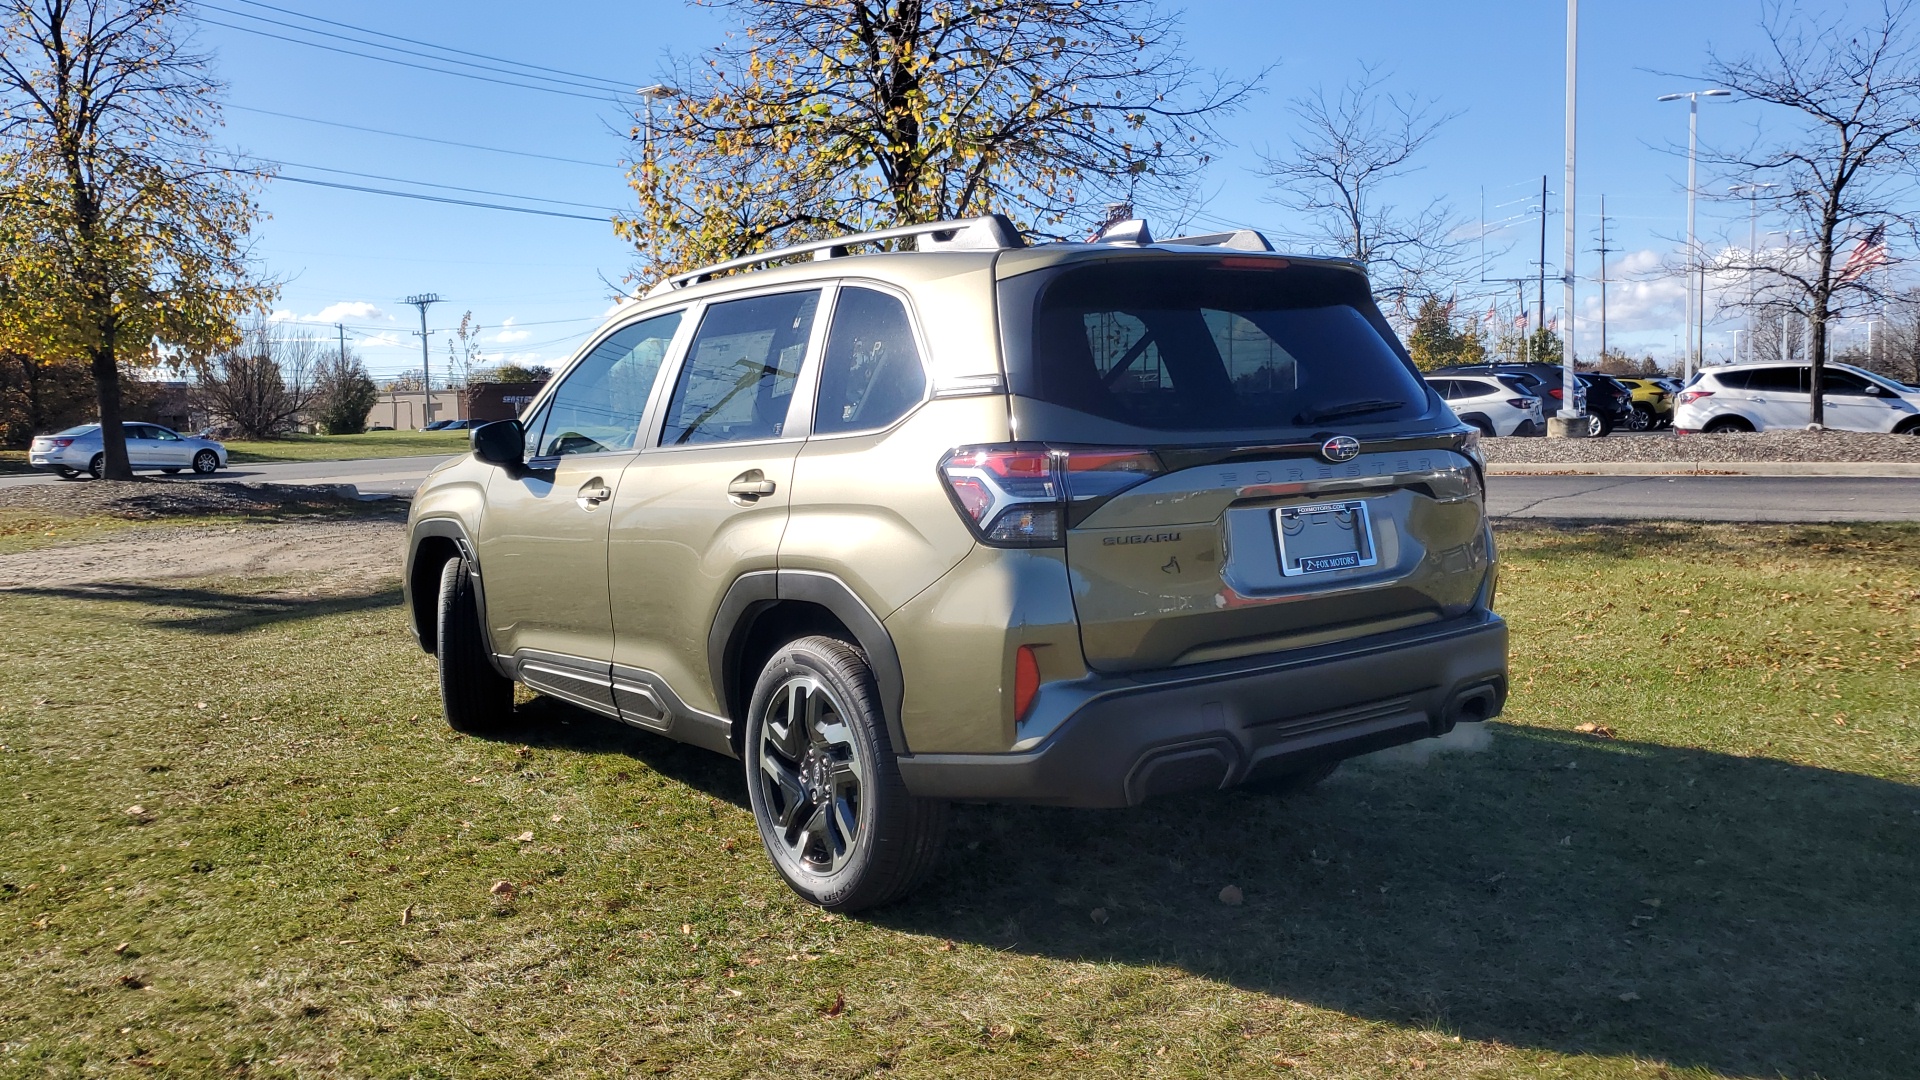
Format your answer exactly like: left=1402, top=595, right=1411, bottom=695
left=896, top=611, right=1507, bottom=808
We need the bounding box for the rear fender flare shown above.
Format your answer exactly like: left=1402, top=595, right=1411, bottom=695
left=709, top=570, right=908, bottom=753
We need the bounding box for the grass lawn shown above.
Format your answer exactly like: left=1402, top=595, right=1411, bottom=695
left=222, top=430, right=469, bottom=464
left=1, top=522, right=1916, bottom=1077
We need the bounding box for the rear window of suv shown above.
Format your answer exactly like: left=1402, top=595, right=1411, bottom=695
left=1011, top=260, right=1430, bottom=431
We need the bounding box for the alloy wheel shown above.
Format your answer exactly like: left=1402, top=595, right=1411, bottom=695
left=755, top=675, right=864, bottom=877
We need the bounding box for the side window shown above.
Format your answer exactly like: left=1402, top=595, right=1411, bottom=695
left=814, top=287, right=928, bottom=434
left=153, top=427, right=181, bottom=441
left=661, top=290, right=820, bottom=446
left=1744, top=367, right=1806, bottom=393
left=1823, top=370, right=1875, bottom=396
left=124, top=424, right=152, bottom=439
left=527, top=311, right=682, bottom=459
left=1426, top=380, right=1457, bottom=400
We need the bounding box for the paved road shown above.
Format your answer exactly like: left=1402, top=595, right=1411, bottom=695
left=1487, top=474, right=1920, bottom=522
left=0, top=454, right=458, bottom=496
left=8, top=455, right=1919, bottom=521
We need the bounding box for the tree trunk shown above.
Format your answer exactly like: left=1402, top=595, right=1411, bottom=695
left=89, top=339, right=133, bottom=480
left=1809, top=300, right=1829, bottom=428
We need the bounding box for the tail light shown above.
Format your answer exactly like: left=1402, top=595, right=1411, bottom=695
left=1506, top=398, right=1534, bottom=409
left=50, top=438, right=74, bottom=449
left=1676, top=390, right=1713, bottom=406
left=1547, top=387, right=1564, bottom=400
left=939, top=444, right=1164, bottom=547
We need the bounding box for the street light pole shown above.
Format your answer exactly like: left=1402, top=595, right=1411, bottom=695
left=1560, top=0, right=1579, bottom=424
left=1657, top=89, right=1730, bottom=380
left=1730, top=181, right=1775, bottom=363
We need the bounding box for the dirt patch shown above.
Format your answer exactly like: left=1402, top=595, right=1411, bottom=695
left=1483, top=428, right=1920, bottom=465
left=0, top=518, right=405, bottom=592
left=0, top=477, right=381, bottom=519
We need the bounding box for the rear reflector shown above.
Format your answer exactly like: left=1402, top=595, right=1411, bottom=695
left=1013, top=645, right=1040, bottom=722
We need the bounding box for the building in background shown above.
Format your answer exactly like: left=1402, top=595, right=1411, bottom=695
left=465, top=379, right=547, bottom=424
left=366, top=387, right=466, bottom=430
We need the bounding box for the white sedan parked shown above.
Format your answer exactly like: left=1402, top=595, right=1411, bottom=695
left=1424, top=374, right=1545, bottom=436
left=27, top=423, right=229, bottom=479
left=1674, top=363, right=1920, bottom=434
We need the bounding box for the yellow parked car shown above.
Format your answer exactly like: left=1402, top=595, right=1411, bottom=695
left=1612, top=378, right=1674, bottom=428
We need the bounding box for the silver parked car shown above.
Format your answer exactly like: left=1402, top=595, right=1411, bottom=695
left=27, top=423, right=229, bottom=479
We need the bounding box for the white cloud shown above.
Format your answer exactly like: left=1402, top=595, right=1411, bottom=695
left=269, top=300, right=390, bottom=325
left=354, top=332, right=406, bottom=351
left=493, top=317, right=531, bottom=345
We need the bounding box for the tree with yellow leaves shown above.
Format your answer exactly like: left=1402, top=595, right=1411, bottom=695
left=0, top=0, right=271, bottom=478
left=619, top=0, right=1257, bottom=284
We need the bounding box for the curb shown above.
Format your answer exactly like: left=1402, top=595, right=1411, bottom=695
left=1487, top=462, right=1920, bottom=478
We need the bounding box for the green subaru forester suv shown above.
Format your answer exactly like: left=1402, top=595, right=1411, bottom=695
left=403, top=215, right=1508, bottom=911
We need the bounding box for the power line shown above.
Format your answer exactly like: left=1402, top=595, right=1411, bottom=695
left=225, top=104, right=619, bottom=169
left=200, top=3, right=636, bottom=96
left=274, top=174, right=612, bottom=222
left=266, top=157, right=627, bottom=213
left=196, top=17, right=631, bottom=103
left=221, top=0, right=639, bottom=91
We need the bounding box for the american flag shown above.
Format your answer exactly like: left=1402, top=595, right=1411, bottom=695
left=1837, top=225, right=1889, bottom=284
left=1484, top=304, right=1499, bottom=326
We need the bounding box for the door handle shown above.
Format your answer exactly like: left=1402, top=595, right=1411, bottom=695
left=727, top=470, right=777, bottom=499
left=577, top=477, right=612, bottom=509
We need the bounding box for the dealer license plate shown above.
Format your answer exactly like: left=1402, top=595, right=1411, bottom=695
left=1275, top=500, right=1378, bottom=577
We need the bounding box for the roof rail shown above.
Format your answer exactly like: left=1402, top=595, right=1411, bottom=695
left=1159, top=229, right=1275, bottom=252
left=650, top=214, right=1025, bottom=295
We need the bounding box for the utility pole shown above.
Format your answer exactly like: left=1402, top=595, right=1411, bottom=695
left=1537, top=175, right=1549, bottom=331
left=1595, top=197, right=1615, bottom=360
left=1658, top=88, right=1731, bottom=380
left=337, top=323, right=347, bottom=363
left=405, top=293, right=442, bottom=428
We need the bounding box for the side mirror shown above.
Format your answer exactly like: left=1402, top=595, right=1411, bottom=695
left=471, top=419, right=525, bottom=470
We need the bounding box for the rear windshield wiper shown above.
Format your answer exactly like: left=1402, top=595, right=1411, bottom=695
left=1297, top=398, right=1406, bottom=424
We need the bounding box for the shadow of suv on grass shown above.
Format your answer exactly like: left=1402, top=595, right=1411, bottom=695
left=503, top=698, right=1920, bottom=1080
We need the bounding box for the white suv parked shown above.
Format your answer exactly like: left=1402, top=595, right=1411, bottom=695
left=1423, top=374, right=1543, bottom=436
left=1675, top=363, right=1920, bottom=434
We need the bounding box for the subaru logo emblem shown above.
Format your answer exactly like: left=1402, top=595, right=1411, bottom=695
left=1319, top=435, right=1360, bottom=463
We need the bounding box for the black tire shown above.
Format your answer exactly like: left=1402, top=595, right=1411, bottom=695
left=1460, top=415, right=1495, bottom=437
left=1894, top=417, right=1920, bottom=435
left=162, top=468, right=181, bottom=474
left=744, top=636, right=946, bottom=912
left=88, top=453, right=106, bottom=480
left=1241, top=761, right=1339, bottom=798
left=1627, top=404, right=1655, bottom=431
left=1702, top=416, right=1754, bottom=434
left=54, top=467, right=80, bottom=480
left=192, top=450, right=219, bottom=474
left=435, top=557, right=515, bottom=735
left=1587, top=412, right=1613, bottom=438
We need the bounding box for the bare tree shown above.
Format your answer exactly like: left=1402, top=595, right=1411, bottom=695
left=619, top=0, right=1258, bottom=282
left=192, top=323, right=320, bottom=438
left=1255, top=66, right=1465, bottom=314
left=445, top=310, right=484, bottom=389
left=1702, top=1, right=1920, bottom=425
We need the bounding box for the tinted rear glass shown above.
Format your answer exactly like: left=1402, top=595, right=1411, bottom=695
left=1018, top=261, right=1429, bottom=431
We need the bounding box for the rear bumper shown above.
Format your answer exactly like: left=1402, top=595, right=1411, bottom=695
left=896, top=610, right=1508, bottom=808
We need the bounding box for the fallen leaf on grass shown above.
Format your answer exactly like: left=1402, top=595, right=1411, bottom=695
left=1640, top=897, right=1661, bottom=908
left=1572, top=722, right=1616, bottom=738
left=488, top=880, right=516, bottom=900
left=1618, top=991, right=1641, bottom=1002
left=1090, top=907, right=1109, bottom=924
left=125, top=806, right=145, bottom=816
left=113, top=942, right=130, bottom=954
left=117, top=975, right=146, bottom=989
left=399, top=905, right=412, bottom=926
left=1218, top=885, right=1244, bottom=906
left=515, top=831, right=534, bottom=842
left=824, top=992, right=844, bottom=1017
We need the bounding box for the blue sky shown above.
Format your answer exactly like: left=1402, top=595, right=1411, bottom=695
left=199, top=0, right=1879, bottom=381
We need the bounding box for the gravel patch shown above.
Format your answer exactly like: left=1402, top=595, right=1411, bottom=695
left=0, top=478, right=388, bottom=519
left=1483, top=429, right=1920, bottom=465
